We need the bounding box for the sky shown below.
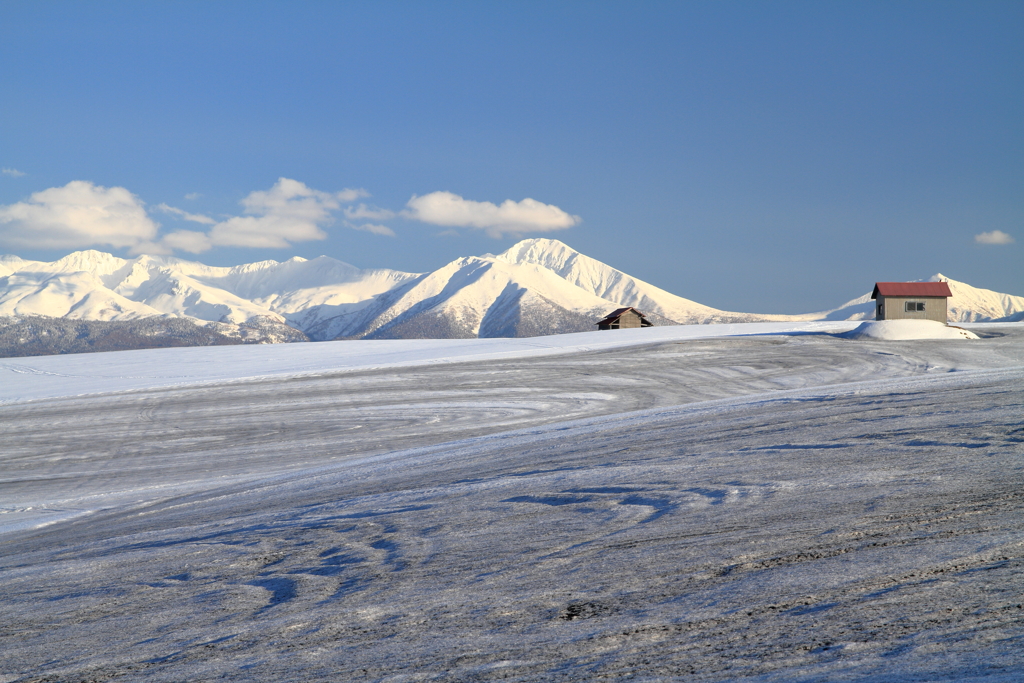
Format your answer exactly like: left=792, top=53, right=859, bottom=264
left=0, top=1, right=1021, bottom=313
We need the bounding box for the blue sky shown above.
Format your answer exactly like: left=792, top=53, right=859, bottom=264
left=1, top=1, right=1020, bottom=313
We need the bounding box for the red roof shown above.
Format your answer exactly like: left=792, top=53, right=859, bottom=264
left=871, top=282, right=952, bottom=299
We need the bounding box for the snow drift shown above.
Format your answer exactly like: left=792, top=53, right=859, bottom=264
left=841, top=319, right=981, bottom=340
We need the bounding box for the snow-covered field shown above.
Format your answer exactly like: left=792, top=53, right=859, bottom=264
left=2, top=322, right=1023, bottom=682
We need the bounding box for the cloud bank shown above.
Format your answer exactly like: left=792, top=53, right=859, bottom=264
left=0, top=181, right=158, bottom=250
left=974, top=230, right=1014, bottom=245
left=0, top=181, right=581, bottom=254
left=198, top=178, right=365, bottom=251
left=404, top=191, right=580, bottom=238
left=0, top=178, right=381, bottom=255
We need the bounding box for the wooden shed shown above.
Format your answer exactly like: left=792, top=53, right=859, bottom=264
left=596, top=307, right=653, bottom=330
left=871, top=282, right=952, bottom=323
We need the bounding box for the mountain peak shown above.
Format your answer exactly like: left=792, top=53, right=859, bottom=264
left=232, top=259, right=282, bottom=273
left=1, top=247, right=1020, bottom=346
left=496, top=239, right=581, bottom=273
left=51, top=250, right=129, bottom=275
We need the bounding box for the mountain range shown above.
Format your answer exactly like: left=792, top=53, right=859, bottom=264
left=0, top=239, right=1021, bottom=354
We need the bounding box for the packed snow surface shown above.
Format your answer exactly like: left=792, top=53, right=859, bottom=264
left=841, top=319, right=981, bottom=340
left=2, top=322, right=1023, bottom=682
left=0, top=321, right=859, bottom=404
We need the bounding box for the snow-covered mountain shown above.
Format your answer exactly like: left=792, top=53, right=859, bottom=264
left=807, top=272, right=1024, bottom=323
left=0, top=251, right=420, bottom=339
left=0, top=240, right=1021, bottom=347
left=939, top=274, right=1024, bottom=322
left=0, top=241, right=769, bottom=343
left=305, top=255, right=614, bottom=340
left=496, top=239, right=748, bottom=324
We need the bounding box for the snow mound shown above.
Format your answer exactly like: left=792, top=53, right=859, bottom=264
left=841, top=319, right=979, bottom=340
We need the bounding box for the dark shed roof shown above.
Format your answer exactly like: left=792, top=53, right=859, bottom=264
left=596, top=307, right=650, bottom=325
left=872, top=282, right=952, bottom=299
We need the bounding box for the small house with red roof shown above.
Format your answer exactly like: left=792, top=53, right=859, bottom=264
left=871, top=281, right=952, bottom=323
left=596, top=307, right=653, bottom=330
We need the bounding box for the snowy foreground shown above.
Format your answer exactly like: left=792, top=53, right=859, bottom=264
left=2, top=322, right=1023, bottom=682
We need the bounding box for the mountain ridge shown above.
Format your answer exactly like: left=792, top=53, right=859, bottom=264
left=1, top=240, right=1021, bottom=352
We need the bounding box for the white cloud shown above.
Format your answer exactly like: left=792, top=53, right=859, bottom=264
left=344, top=203, right=396, bottom=221
left=0, top=181, right=581, bottom=251
left=204, top=178, right=361, bottom=249
left=158, top=230, right=214, bottom=254
left=403, top=191, right=581, bottom=238
left=336, top=188, right=370, bottom=202
left=347, top=222, right=396, bottom=237
left=155, top=203, right=216, bottom=225
left=184, top=192, right=202, bottom=200
left=0, top=177, right=373, bottom=255
left=974, top=230, right=1015, bottom=245
left=0, top=180, right=158, bottom=250
left=2, top=168, right=26, bottom=177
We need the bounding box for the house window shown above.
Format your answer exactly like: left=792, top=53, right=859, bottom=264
left=905, top=301, right=925, bottom=312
